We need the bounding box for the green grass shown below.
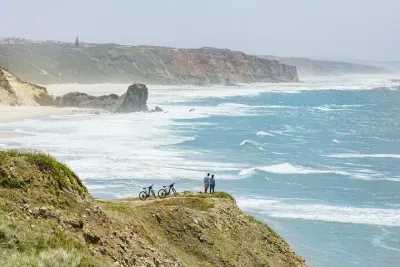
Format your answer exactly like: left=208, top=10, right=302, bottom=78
left=161, top=198, right=214, bottom=211
left=0, top=217, right=102, bottom=267
left=23, top=152, right=87, bottom=194
left=0, top=150, right=88, bottom=195
left=181, top=191, right=235, bottom=201
left=101, top=203, right=130, bottom=213
left=0, top=203, right=10, bottom=213
left=0, top=176, right=25, bottom=188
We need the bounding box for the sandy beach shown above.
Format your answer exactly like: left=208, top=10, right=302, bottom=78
left=0, top=105, right=92, bottom=123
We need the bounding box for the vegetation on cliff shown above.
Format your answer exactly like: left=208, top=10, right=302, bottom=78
left=0, top=150, right=306, bottom=267
left=0, top=44, right=299, bottom=85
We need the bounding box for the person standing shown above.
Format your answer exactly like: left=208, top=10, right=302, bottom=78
left=204, top=173, right=210, bottom=193
left=210, top=174, right=216, bottom=193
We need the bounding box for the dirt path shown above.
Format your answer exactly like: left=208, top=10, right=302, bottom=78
left=96, top=195, right=197, bottom=207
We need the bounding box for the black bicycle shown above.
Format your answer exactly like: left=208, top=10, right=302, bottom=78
left=139, top=184, right=156, bottom=201
left=158, top=183, right=177, bottom=198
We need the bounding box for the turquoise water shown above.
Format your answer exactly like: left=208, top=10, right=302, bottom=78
left=1, top=86, right=400, bottom=266
left=170, top=90, right=400, bottom=267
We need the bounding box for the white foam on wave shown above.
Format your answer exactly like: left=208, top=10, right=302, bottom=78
left=256, top=131, right=274, bottom=137
left=240, top=140, right=264, bottom=150
left=332, top=139, right=341, bottom=143
left=236, top=197, right=400, bottom=227
left=240, top=140, right=262, bottom=147
left=2, top=109, right=245, bottom=182
left=311, top=104, right=365, bottom=112
left=239, top=163, right=400, bottom=182
left=46, top=75, right=400, bottom=106
left=240, top=163, right=339, bottom=175
left=327, top=153, right=400, bottom=159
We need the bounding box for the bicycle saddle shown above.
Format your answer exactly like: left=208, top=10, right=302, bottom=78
left=143, top=184, right=154, bottom=189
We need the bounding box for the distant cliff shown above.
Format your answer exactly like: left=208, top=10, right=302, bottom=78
left=0, top=66, right=53, bottom=106
left=261, top=56, right=390, bottom=77
left=0, top=44, right=298, bottom=84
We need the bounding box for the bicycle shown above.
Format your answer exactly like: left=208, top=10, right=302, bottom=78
left=139, top=184, right=157, bottom=201
left=158, top=183, right=177, bottom=198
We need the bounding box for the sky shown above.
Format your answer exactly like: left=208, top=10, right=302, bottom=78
left=1, top=0, right=400, bottom=61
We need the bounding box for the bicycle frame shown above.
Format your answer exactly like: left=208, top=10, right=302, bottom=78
left=146, top=186, right=155, bottom=197
left=139, top=184, right=156, bottom=201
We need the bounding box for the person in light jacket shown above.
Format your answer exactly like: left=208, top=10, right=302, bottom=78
left=210, top=174, right=216, bottom=193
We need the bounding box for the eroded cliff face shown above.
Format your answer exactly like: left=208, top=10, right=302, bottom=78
left=0, top=44, right=299, bottom=84
left=0, top=67, right=53, bottom=106
left=168, top=48, right=299, bottom=83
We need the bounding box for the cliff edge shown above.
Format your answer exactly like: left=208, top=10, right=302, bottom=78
left=0, top=150, right=306, bottom=267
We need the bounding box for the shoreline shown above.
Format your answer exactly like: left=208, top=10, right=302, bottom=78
left=0, top=105, right=94, bottom=123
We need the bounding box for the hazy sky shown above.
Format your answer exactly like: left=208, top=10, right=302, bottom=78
left=2, top=0, right=399, bottom=61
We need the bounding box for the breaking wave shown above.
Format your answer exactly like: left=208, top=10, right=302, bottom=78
left=236, top=198, right=400, bottom=226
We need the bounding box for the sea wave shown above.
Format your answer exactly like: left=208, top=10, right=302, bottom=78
left=240, top=140, right=264, bottom=150
left=239, top=163, right=400, bottom=182
left=256, top=131, right=274, bottom=137
left=240, top=163, right=342, bottom=175
left=236, top=198, right=400, bottom=226
left=326, top=153, right=400, bottom=159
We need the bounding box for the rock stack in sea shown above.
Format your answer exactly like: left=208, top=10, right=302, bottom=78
left=55, top=83, right=155, bottom=113
left=115, top=84, right=148, bottom=113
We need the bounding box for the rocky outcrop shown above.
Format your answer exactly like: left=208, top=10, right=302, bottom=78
left=115, top=84, right=148, bottom=113
left=55, top=83, right=150, bottom=113
left=54, top=92, right=119, bottom=109
left=0, top=67, right=53, bottom=106
left=0, top=43, right=299, bottom=84
left=150, top=106, right=164, bottom=113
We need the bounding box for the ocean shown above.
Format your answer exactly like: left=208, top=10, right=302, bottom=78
left=1, top=76, right=400, bottom=267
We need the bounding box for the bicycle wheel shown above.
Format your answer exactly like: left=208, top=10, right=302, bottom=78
left=158, top=189, right=167, bottom=199
left=172, top=188, right=177, bottom=196
left=139, top=191, right=147, bottom=201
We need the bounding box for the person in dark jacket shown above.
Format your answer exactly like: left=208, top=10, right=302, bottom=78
left=210, top=174, right=216, bottom=193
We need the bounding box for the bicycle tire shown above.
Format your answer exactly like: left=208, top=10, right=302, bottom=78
left=139, top=191, right=147, bottom=201
left=172, top=188, right=177, bottom=196
left=158, top=189, right=167, bottom=199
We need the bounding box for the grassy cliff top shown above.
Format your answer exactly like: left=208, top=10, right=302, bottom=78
left=0, top=150, right=89, bottom=205
left=0, top=151, right=306, bottom=267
